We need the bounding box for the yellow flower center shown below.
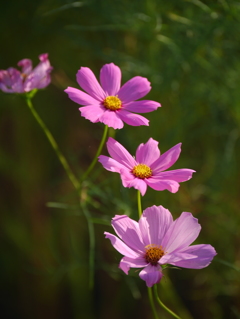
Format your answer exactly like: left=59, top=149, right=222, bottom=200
left=132, top=164, right=152, bottom=179
left=145, top=244, right=165, bottom=266
left=21, top=73, right=28, bottom=80
left=103, top=96, right=122, bottom=111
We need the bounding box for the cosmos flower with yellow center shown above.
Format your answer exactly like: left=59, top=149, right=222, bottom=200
left=105, top=205, right=217, bottom=287
left=98, top=137, right=195, bottom=195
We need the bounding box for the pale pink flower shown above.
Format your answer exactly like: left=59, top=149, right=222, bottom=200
left=64, top=63, right=161, bottom=129
left=0, top=54, right=53, bottom=93
left=98, top=137, right=195, bottom=195
left=105, top=205, right=216, bottom=287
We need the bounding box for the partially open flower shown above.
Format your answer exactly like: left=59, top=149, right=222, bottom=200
left=105, top=205, right=217, bottom=287
left=0, top=53, right=53, bottom=93
left=64, top=63, right=161, bottom=129
left=99, top=137, right=195, bottom=195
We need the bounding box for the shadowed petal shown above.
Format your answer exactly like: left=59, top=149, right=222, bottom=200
left=162, top=212, right=201, bottom=254
left=25, top=53, right=52, bottom=91
left=139, top=205, right=173, bottom=246
left=118, top=110, right=149, bottom=126
left=136, top=138, right=160, bottom=166
left=123, top=100, right=161, bottom=113
left=139, top=264, right=162, bottom=287
left=99, top=110, right=124, bottom=129
left=145, top=178, right=180, bottom=193
left=158, top=169, right=196, bottom=182
left=151, top=143, right=182, bottom=172
left=111, top=215, right=145, bottom=252
left=120, top=170, right=148, bottom=195
left=119, top=256, right=148, bottom=274
left=98, top=155, right=127, bottom=173
left=106, top=137, right=136, bottom=169
left=79, top=105, right=105, bottom=123
left=100, top=63, right=121, bottom=96
left=170, top=244, right=217, bottom=269
left=118, top=76, right=151, bottom=103
left=10, top=69, right=24, bottom=93
left=77, top=67, right=106, bottom=101
left=104, top=232, right=140, bottom=258
left=0, top=70, right=15, bottom=92
left=17, top=58, right=32, bottom=75
left=65, top=87, right=100, bottom=105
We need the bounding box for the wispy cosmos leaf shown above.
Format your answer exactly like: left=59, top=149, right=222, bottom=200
left=65, top=24, right=128, bottom=31
left=43, top=2, right=89, bottom=17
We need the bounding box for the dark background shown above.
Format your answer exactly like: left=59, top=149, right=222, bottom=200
left=0, top=0, right=240, bottom=318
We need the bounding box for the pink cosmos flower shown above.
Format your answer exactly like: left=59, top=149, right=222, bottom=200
left=105, top=205, right=216, bottom=287
left=64, top=63, right=161, bottom=129
left=98, top=137, right=195, bottom=196
left=0, top=53, right=53, bottom=93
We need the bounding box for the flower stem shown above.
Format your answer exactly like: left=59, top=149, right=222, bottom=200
left=25, top=97, right=80, bottom=191
left=80, top=201, right=95, bottom=289
left=25, top=97, right=96, bottom=289
left=148, top=287, right=159, bottom=319
left=153, top=284, right=182, bottom=319
left=81, top=125, right=109, bottom=181
left=137, top=190, right=142, bottom=218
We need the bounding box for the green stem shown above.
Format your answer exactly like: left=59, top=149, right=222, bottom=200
left=154, top=285, right=182, bottom=319
left=80, top=201, right=95, bottom=289
left=25, top=97, right=80, bottom=191
left=137, top=190, right=142, bottom=218
left=81, top=125, right=109, bottom=181
left=148, top=287, right=159, bottom=319
left=26, top=97, right=96, bottom=289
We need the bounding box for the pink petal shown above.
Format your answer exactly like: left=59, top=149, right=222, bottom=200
left=76, top=67, right=106, bottom=101
left=136, top=138, right=160, bottom=166
left=98, top=155, right=127, bottom=173
left=118, top=76, right=151, bottom=103
left=100, top=63, right=121, bottom=96
left=139, top=205, right=173, bottom=246
left=38, top=53, right=49, bottom=62
left=118, top=110, right=149, bottom=127
left=111, top=215, right=145, bottom=253
left=161, top=212, right=201, bottom=254
left=0, top=83, right=14, bottom=93
left=0, top=70, right=15, bottom=92
left=17, top=58, right=32, bottom=75
left=123, top=100, right=161, bottom=113
left=65, top=87, right=100, bottom=105
left=106, top=137, right=136, bottom=169
left=139, top=264, right=162, bottom=287
left=10, top=69, right=24, bottom=93
left=151, top=143, right=182, bottom=172
left=99, top=109, right=124, bottom=129
left=119, top=256, right=148, bottom=274
left=145, top=178, right=180, bottom=193
left=170, top=244, right=217, bottom=269
left=24, top=54, right=52, bottom=91
left=104, top=232, right=140, bottom=258
left=79, top=105, right=105, bottom=123
left=159, top=251, right=197, bottom=265
left=120, top=170, right=148, bottom=195
left=156, top=169, right=195, bottom=182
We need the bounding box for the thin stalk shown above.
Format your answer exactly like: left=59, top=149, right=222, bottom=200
left=25, top=97, right=95, bottom=289
left=154, top=285, right=182, bottom=319
left=148, top=287, right=159, bottom=319
left=137, top=190, right=142, bottom=218
left=25, top=97, right=80, bottom=191
left=81, top=125, right=108, bottom=181
left=80, top=201, right=95, bottom=289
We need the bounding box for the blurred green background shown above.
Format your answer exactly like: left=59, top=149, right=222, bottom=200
left=1, top=0, right=240, bottom=318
